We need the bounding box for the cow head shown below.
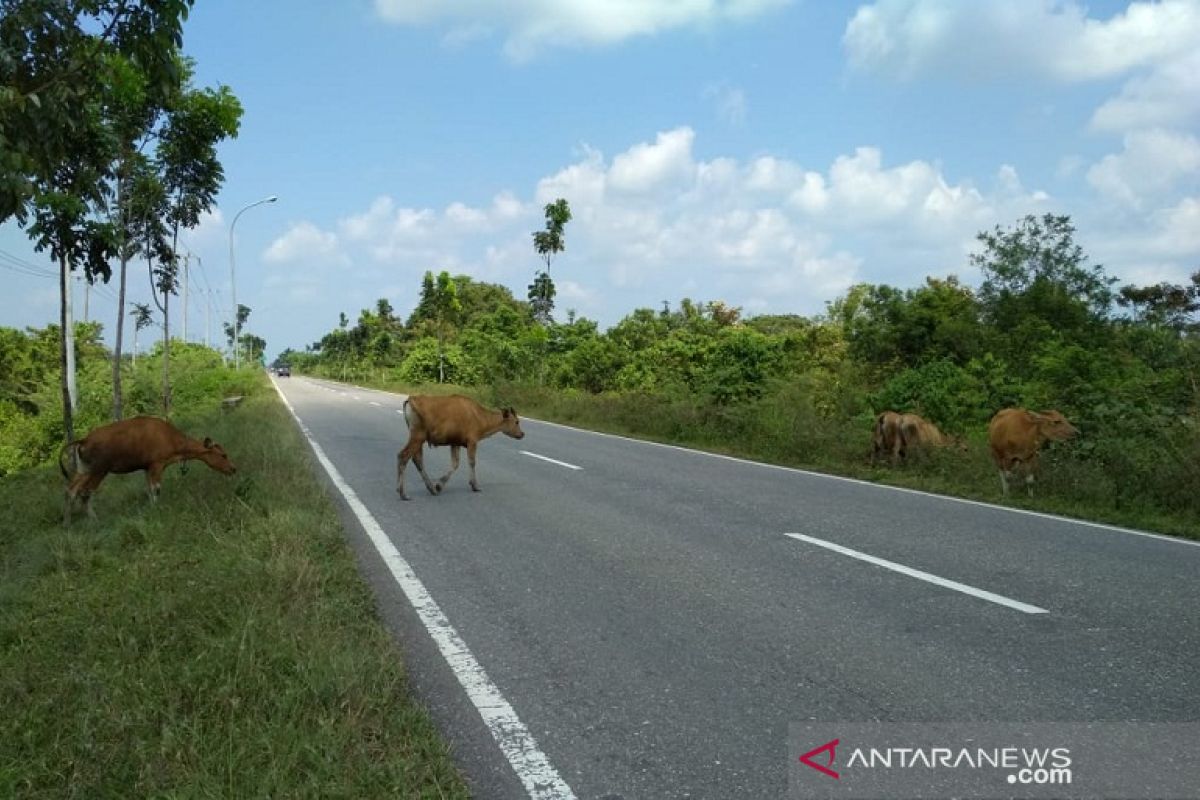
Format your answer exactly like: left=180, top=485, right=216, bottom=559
left=500, top=407, right=525, bottom=440
left=1033, top=410, right=1078, bottom=442
left=200, top=437, right=238, bottom=475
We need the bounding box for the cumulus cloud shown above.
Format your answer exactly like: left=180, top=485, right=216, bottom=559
left=262, top=222, right=348, bottom=267
left=250, top=127, right=1194, bottom=329
left=532, top=127, right=1050, bottom=307
left=1090, top=49, right=1200, bottom=132
left=374, top=0, right=793, bottom=59
left=1086, top=129, right=1200, bottom=208
left=843, top=0, right=1200, bottom=82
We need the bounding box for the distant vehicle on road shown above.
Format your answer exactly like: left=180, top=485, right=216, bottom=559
left=276, top=365, right=290, bottom=377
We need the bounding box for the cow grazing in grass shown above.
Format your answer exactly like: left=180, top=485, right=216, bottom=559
left=988, top=408, right=1078, bottom=496
left=397, top=395, right=524, bottom=500
left=899, top=413, right=961, bottom=456
left=60, top=416, right=237, bottom=525
left=872, top=411, right=905, bottom=464
left=873, top=411, right=959, bottom=464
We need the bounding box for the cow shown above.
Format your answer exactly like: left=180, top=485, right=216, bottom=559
left=60, top=416, right=237, bottom=525
left=899, top=413, right=962, bottom=456
left=872, top=411, right=958, bottom=464
left=872, top=411, right=905, bottom=464
left=988, top=408, right=1078, bottom=496
left=397, top=394, right=524, bottom=500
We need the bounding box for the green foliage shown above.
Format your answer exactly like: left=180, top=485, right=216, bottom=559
left=0, top=326, right=248, bottom=477
left=397, top=338, right=478, bottom=385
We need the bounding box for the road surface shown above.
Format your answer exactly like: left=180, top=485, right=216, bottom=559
left=272, top=375, right=1199, bottom=799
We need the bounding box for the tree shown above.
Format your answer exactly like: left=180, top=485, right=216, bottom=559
left=0, top=0, right=193, bottom=224
left=1117, top=272, right=1200, bottom=331
left=103, top=51, right=171, bottom=419
left=130, top=302, right=154, bottom=364
left=529, top=198, right=571, bottom=324
left=428, top=271, right=462, bottom=382
left=223, top=303, right=251, bottom=355
left=150, top=66, right=242, bottom=410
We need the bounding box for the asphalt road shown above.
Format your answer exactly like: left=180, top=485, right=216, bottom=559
left=272, top=375, right=1199, bottom=799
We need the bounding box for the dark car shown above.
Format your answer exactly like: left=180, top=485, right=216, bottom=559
left=276, top=365, right=290, bottom=377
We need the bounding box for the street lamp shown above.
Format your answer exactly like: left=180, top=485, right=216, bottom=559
left=229, top=195, right=277, bottom=368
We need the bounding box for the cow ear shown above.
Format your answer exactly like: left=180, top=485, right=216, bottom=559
left=502, top=408, right=511, bottom=419
left=203, top=437, right=214, bottom=448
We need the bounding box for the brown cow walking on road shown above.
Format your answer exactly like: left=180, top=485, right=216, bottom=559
left=988, top=408, right=1078, bottom=496
left=397, top=394, right=525, bottom=500
left=60, top=416, right=237, bottom=525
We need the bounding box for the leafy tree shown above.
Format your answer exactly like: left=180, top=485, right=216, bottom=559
left=0, top=0, right=193, bottom=224
left=529, top=197, right=571, bottom=324
left=974, top=214, right=1116, bottom=364
left=130, top=302, right=154, bottom=364
left=223, top=303, right=251, bottom=354
left=150, top=65, right=242, bottom=410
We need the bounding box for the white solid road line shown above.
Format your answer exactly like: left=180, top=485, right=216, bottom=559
left=520, top=451, right=583, bottom=470
left=784, top=533, right=1049, bottom=614
left=272, top=378, right=577, bottom=800
left=369, top=401, right=382, bottom=407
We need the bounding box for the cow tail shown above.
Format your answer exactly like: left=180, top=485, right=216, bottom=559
left=402, top=399, right=412, bottom=429
left=59, top=441, right=81, bottom=480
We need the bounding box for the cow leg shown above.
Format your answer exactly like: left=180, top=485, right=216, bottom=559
left=998, top=469, right=1011, bottom=497
left=146, top=464, right=165, bottom=503
left=467, top=443, right=480, bottom=492
left=397, top=438, right=423, bottom=500
left=81, top=473, right=104, bottom=520
left=63, top=471, right=101, bottom=526
left=410, top=447, right=440, bottom=496
left=63, top=476, right=84, bottom=527
left=396, top=449, right=411, bottom=501
left=436, top=446, right=461, bottom=493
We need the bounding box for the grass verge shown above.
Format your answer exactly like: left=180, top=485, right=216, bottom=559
left=0, top=375, right=469, bottom=798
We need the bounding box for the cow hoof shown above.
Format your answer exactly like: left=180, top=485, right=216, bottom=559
left=470, top=485, right=480, bottom=493
left=433, top=483, right=443, bottom=495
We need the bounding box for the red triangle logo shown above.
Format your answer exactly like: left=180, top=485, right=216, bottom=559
left=799, top=738, right=840, bottom=779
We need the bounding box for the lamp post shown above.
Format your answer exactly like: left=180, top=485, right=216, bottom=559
left=229, top=195, right=277, bottom=368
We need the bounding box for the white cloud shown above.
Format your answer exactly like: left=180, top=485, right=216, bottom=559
left=609, top=127, right=697, bottom=194
left=1090, top=49, right=1200, bottom=132
left=242, top=127, right=1194, bottom=330
left=1086, top=129, right=1200, bottom=208
left=844, top=0, right=1200, bottom=82
left=262, top=222, right=348, bottom=267
left=374, top=0, right=793, bottom=59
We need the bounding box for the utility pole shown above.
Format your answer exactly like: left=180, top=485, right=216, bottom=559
left=82, top=276, right=89, bottom=322
left=64, top=262, right=78, bottom=413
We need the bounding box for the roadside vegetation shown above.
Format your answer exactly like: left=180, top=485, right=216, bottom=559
left=0, top=344, right=469, bottom=798
left=285, top=214, right=1200, bottom=539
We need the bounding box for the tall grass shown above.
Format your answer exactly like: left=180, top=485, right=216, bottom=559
left=0, top=376, right=468, bottom=798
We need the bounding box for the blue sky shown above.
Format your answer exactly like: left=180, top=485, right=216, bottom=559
left=2, top=0, right=1198, bottom=359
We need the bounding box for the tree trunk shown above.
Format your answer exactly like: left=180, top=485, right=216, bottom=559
left=112, top=171, right=127, bottom=419
left=162, top=290, right=171, bottom=415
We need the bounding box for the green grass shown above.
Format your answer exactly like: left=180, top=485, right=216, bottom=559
left=322, top=371, right=1199, bottom=541
left=0, top=377, right=469, bottom=799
